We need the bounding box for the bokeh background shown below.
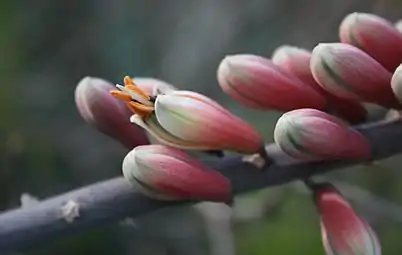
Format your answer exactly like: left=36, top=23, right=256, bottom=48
left=2, top=0, right=402, bottom=254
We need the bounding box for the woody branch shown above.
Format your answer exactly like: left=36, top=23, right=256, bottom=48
left=0, top=118, right=400, bottom=253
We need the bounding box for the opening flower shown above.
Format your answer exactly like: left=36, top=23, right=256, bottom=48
left=110, top=76, right=263, bottom=154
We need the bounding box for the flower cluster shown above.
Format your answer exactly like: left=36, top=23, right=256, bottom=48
left=72, top=11, right=402, bottom=254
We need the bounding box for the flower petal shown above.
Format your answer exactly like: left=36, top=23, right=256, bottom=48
left=130, top=114, right=208, bottom=150
left=154, top=92, right=262, bottom=153
left=133, top=77, right=177, bottom=96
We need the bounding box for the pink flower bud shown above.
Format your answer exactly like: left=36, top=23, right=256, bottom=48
left=340, top=12, right=402, bottom=72
left=311, top=43, right=401, bottom=109
left=217, top=54, right=327, bottom=111
left=391, top=64, right=402, bottom=103
left=274, top=108, right=371, bottom=160
left=151, top=90, right=263, bottom=153
left=272, top=45, right=367, bottom=124
left=313, top=183, right=381, bottom=255
left=75, top=77, right=149, bottom=149
left=122, top=145, right=232, bottom=202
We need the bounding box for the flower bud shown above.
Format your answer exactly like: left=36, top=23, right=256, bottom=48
left=312, top=183, right=381, bottom=255
left=152, top=90, right=263, bottom=153
left=272, top=45, right=367, bottom=124
left=110, top=76, right=263, bottom=154
left=274, top=108, right=371, bottom=160
left=340, top=12, right=402, bottom=72
left=391, top=64, right=402, bottom=103
left=133, top=77, right=177, bottom=96
left=217, top=54, right=327, bottom=111
left=122, top=145, right=232, bottom=202
left=311, top=43, right=401, bottom=109
left=272, top=45, right=317, bottom=85
left=75, top=77, right=149, bottom=149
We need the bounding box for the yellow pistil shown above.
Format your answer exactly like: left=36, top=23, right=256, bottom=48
left=110, top=76, right=155, bottom=118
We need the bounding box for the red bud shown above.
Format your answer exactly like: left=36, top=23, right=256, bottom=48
left=311, top=43, right=401, bottom=109
left=340, top=12, right=402, bottom=72
left=272, top=45, right=367, bottom=123
left=313, top=183, right=381, bottom=255
left=217, top=54, right=326, bottom=111
left=75, top=77, right=149, bottom=149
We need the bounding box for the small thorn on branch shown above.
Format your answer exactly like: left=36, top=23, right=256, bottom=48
left=20, top=193, right=40, bottom=208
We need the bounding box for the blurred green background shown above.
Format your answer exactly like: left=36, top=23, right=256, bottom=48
left=2, top=0, right=402, bottom=254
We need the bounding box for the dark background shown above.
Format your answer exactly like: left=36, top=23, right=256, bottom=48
left=1, top=0, right=402, bottom=254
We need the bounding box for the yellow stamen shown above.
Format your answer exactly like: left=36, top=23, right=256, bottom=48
left=110, top=90, right=132, bottom=101
left=126, top=101, right=154, bottom=117
left=110, top=76, right=155, bottom=118
left=123, top=76, right=149, bottom=100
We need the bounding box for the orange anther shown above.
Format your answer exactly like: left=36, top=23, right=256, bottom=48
left=126, top=101, right=154, bottom=117
left=124, top=76, right=135, bottom=86
left=123, top=76, right=149, bottom=99
left=125, top=84, right=138, bottom=91
left=110, top=90, right=132, bottom=101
